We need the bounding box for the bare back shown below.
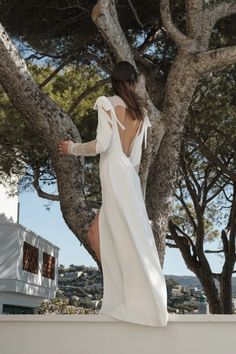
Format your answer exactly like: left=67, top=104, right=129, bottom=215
left=107, top=95, right=144, bottom=157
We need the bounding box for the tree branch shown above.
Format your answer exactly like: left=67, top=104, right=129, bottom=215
left=33, top=165, right=60, bottom=201
left=39, top=59, right=70, bottom=88
left=228, top=182, right=236, bottom=254
left=205, top=178, right=231, bottom=205
left=166, top=242, right=179, bottom=248
left=168, top=219, right=200, bottom=270
left=84, top=52, right=111, bottom=75
left=180, top=153, right=200, bottom=210
left=205, top=249, right=224, bottom=254
left=172, top=222, right=197, bottom=255
left=68, top=78, right=108, bottom=114
left=203, top=168, right=226, bottom=203
left=160, top=0, right=193, bottom=47
left=38, top=4, right=89, bottom=13
left=127, top=0, right=144, bottom=28
left=221, top=229, right=229, bottom=256
left=185, top=0, right=203, bottom=39
left=195, top=46, right=236, bottom=74
left=32, top=163, right=102, bottom=209
left=175, top=189, right=197, bottom=232
left=92, top=0, right=135, bottom=64
left=193, top=135, right=236, bottom=181
left=209, top=1, right=236, bottom=26
left=201, top=1, right=236, bottom=50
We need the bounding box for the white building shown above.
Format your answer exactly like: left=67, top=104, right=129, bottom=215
left=0, top=181, right=60, bottom=314
left=0, top=182, right=18, bottom=223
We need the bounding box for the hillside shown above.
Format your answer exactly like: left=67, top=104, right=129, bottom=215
left=35, top=265, right=236, bottom=314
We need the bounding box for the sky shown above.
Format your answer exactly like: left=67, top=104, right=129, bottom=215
left=17, top=185, right=226, bottom=276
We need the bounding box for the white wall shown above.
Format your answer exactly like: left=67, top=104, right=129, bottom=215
left=0, top=292, right=42, bottom=314
left=0, top=314, right=235, bottom=354
left=0, top=223, right=60, bottom=300
left=0, top=182, right=18, bottom=222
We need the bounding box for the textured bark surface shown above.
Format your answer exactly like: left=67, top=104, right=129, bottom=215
left=0, top=0, right=235, bottom=272
left=145, top=0, right=236, bottom=268
left=0, top=24, right=102, bottom=269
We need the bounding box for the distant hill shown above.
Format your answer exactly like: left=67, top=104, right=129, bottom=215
left=165, top=275, right=203, bottom=289
left=165, top=274, right=236, bottom=296
left=35, top=265, right=236, bottom=314
left=55, top=265, right=236, bottom=307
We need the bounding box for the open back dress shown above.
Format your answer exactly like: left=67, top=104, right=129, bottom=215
left=92, top=95, right=169, bottom=327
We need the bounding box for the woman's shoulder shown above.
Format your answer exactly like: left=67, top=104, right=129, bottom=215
left=93, top=94, right=126, bottom=110
left=106, top=95, right=127, bottom=108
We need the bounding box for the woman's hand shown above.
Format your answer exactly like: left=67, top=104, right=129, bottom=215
left=57, top=139, right=73, bottom=155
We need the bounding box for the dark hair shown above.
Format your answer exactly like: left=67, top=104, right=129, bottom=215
left=110, top=61, right=147, bottom=121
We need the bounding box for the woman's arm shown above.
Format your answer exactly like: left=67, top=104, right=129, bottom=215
left=57, top=96, right=115, bottom=157
left=57, top=138, right=104, bottom=156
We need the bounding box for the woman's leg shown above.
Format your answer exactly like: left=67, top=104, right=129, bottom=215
left=87, top=209, right=101, bottom=262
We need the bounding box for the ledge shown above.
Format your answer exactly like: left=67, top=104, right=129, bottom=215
left=0, top=314, right=235, bottom=354
left=0, top=313, right=236, bottom=322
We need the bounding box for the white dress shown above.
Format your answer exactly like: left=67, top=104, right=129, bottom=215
left=68, top=95, right=169, bottom=327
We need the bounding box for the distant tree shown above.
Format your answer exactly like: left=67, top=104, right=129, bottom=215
left=166, top=277, right=179, bottom=295
left=0, top=212, right=13, bottom=223
left=168, top=67, right=236, bottom=313
left=36, top=298, right=96, bottom=314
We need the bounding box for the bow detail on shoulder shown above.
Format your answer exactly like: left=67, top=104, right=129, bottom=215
left=93, top=95, right=126, bottom=130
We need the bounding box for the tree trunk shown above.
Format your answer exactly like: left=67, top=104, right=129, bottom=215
left=146, top=50, right=200, bottom=267
left=220, top=182, right=236, bottom=313
left=196, top=268, right=224, bottom=313
left=220, top=263, right=234, bottom=314
left=0, top=23, right=102, bottom=270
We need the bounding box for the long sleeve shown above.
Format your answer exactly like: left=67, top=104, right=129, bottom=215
left=67, top=139, right=101, bottom=156
left=67, top=96, right=114, bottom=157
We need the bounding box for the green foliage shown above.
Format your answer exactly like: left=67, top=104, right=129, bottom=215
left=0, top=62, right=106, bottom=199
left=172, top=66, right=236, bottom=245
left=189, top=66, right=236, bottom=145
left=35, top=298, right=97, bottom=314
left=30, top=63, right=104, bottom=122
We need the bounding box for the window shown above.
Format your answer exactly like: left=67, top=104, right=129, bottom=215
left=42, top=252, right=55, bottom=280
left=3, top=304, right=34, bottom=314
left=22, top=241, right=38, bottom=274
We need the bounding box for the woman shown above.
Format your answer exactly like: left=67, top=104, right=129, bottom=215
left=58, top=61, right=168, bottom=327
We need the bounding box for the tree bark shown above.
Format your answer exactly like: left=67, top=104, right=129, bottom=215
left=168, top=220, right=224, bottom=313
left=220, top=182, right=236, bottom=313
left=146, top=0, right=236, bottom=269
left=0, top=23, right=102, bottom=270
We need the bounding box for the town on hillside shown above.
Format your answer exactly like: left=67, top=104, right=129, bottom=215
left=36, top=264, right=236, bottom=315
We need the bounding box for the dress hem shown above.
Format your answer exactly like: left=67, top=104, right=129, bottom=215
left=98, top=309, right=169, bottom=327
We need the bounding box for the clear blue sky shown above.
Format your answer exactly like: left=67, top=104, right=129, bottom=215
left=19, top=186, right=225, bottom=276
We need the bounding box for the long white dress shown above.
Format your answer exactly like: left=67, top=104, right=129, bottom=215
left=69, top=95, right=169, bottom=327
